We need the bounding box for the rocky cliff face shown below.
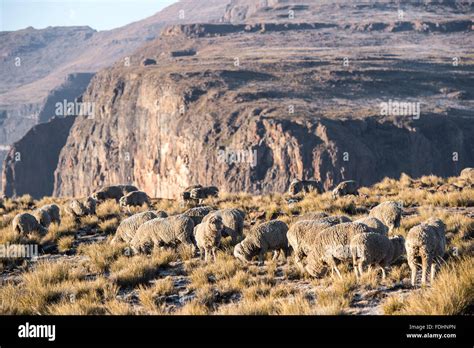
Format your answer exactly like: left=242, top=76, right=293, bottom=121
left=51, top=68, right=474, bottom=198
left=2, top=116, right=76, bottom=198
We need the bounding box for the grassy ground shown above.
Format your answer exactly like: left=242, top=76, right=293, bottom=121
left=0, top=173, right=472, bottom=315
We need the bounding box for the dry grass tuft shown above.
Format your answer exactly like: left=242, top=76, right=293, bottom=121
left=395, top=257, right=474, bottom=315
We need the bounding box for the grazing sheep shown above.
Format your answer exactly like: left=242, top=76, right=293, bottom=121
left=233, top=220, right=289, bottom=265
left=66, top=197, right=96, bottom=219
left=119, top=191, right=150, bottom=208
left=33, top=204, right=61, bottom=228
left=194, top=214, right=224, bottom=261
left=405, top=218, right=446, bottom=286
left=32, top=208, right=52, bottom=229
left=119, top=185, right=140, bottom=195
left=92, top=185, right=139, bottom=202
left=131, top=214, right=195, bottom=253
left=304, top=222, right=373, bottom=278
left=205, top=208, right=245, bottom=244
left=350, top=232, right=405, bottom=279
left=183, top=206, right=215, bottom=225
left=111, top=211, right=167, bottom=244
left=287, top=220, right=336, bottom=270
left=332, top=180, right=359, bottom=198
left=12, top=213, right=47, bottom=236
left=369, top=201, right=402, bottom=232
left=354, top=216, right=389, bottom=236
left=190, top=186, right=219, bottom=202
left=296, top=211, right=328, bottom=222
left=288, top=179, right=323, bottom=196
left=181, top=185, right=203, bottom=201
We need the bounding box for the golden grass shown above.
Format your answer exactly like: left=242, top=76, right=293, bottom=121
left=96, top=200, right=121, bottom=219
left=98, top=217, right=119, bottom=234
left=394, top=257, right=474, bottom=315
left=78, top=242, right=125, bottom=273
left=138, top=277, right=175, bottom=314
left=109, top=250, right=177, bottom=288
left=57, top=236, right=75, bottom=253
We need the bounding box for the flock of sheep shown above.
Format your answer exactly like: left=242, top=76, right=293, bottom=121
left=10, top=180, right=450, bottom=287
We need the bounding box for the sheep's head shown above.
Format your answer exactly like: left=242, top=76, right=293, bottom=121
left=208, top=215, right=223, bottom=233
left=305, top=261, right=328, bottom=278
left=91, top=192, right=105, bottom=201
left=84, top=197, right=97, bottom=214
left=119, top=196, right=128, bottom=207
left=288, top=180, right=301, bottom=195
left=233, top=241, right=254, bottom=262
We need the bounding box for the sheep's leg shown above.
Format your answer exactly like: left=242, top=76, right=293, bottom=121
left=430, top=261, right=437, bottom=285
left=358, top=262, right=364, bottom=278
left=212, top=247, right=217, bottom=262
left=283, top=247, right=290, bottom=259
left=333, top=266, right=342, bottom=279
left=407, top=252, right=418, bottom=287
left=380, top=267, right=386, bottom=280
left=421, top=256, right=430, bottom=287
left=354, top=262, right=360, bottom=280
left=199, top=247, right=205, bottom=260
left=272, top=250, right=280, bottom=261
left=258, top=251, right=265, bottom=266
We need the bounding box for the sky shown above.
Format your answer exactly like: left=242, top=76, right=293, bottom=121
left=0, top=0, right=178, bottom=32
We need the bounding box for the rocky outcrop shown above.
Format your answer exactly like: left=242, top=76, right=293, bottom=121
left=2, top=116, right=76, bottom=198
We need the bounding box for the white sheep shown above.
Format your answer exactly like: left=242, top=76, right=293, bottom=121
left=350, top=232, right=405, bottom=280
left=194, top=214, right=224, bottom=261
left=131, top=214, right=195, bottom=253
left=233, top=220, right=289, bottom=265
left=332, top=180, right=358, bottom=198
left=354, top=216, right=389, bottom=236
left=66, top=197, right=96, bottom=219
left=12, top=213, right=47, bottom=236
left=119, top=191, right=150, bottom=208
left=92, top=185, right=139, bottom=202
left=111, top=211, right=167, bottom=244
left=369, top=201, right=402, bottom=232
left=405, top=218, right=446, bottom=286
left=33, top=204, right=61, bottom=228
left=287, top=220, right=335, bottom=270
left=205, top=208, right=245, bottom=245
left=304, top=222, right=373, bottom=278
left=288, top=179, right=323, bottom=196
